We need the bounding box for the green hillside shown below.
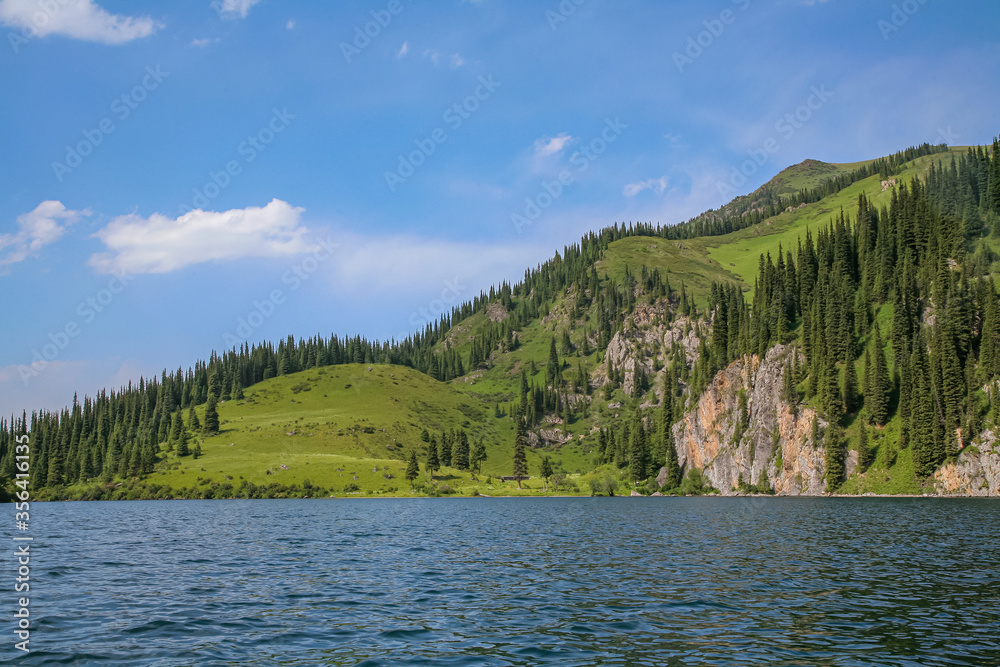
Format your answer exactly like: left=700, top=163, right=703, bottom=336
left=7, top=140, right=999, bottom=501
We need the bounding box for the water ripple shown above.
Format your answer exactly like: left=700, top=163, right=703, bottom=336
left=5, top=497, right=1000, bottom=666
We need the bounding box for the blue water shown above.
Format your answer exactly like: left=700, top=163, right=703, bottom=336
left=5, top=497, right=1000, bottom=666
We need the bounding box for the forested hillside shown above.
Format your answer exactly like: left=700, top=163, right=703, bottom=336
left=2, top=140, right=998, bottom=500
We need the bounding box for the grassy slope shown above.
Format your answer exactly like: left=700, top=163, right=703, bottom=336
left=692, top=148, right=970, bottom=295
left=136, top=148, right=978, bottom=497
left=597, top=236, right=746, bottom=305
left=150, top=363, right=593, bottom=496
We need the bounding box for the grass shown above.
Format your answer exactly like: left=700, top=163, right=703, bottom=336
left=689, top=148, right=973, bottom=297
left=47, top=148, right=985, bottom=500
left=598, top=236, right=746, bottom=306
left=134, top=362, right=602, bottom=497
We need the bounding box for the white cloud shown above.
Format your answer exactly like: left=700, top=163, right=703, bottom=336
left=0, top=201, right=85, bottom=272
left=215, top=0, right=261, bottom=19
left=0, top=0, right=159, bottom=44
left=533, top=133, right=574, bottom=158
left=397, top=41, right=409, bottom=58
left=623, top=176, right=670, bottom=197
left=285, top=19, right=295, bottom=30
left=424, top=49, right=464, bottom=68
left=88, top=199, right=316, bottom=274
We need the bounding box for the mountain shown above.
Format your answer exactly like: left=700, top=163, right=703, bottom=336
left=3, top=139, right=999, bottom=500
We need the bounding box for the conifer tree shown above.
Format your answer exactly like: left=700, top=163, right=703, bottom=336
left=843, top=347, right=859, bottom=414
left=453, top=430, right=470, bottom=471
left=187, top=404, right=201, bottom=433
left=857, top=422, right=873, bottom=471
left=546, top=337, right=561, bottom=387
left=629, top=414, right=650, bottom=484
left=203, top=394, right=220, bottom=436
left=405, top=450, right=420, bottom=487
left=540, top=456, right=554, bottom=491
left=824, top=425, right=844, bottom=491
left=868, top=324, right=891, bottom=426
left=176, top=418, right=190, bottom=457
left=425, top=435, right=440, bottom=481
left=661, top=423, right=681, bottom=491
left=439, top=431, right=452, bottom=468
left=512, top=420, right=528, bottom=489
left=470, top=439, right=487, bottom=474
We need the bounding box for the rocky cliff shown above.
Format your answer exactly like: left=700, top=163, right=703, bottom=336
left=669, top=344, right=858, bottom=496
left=932, top=429, right=1000, bottom=496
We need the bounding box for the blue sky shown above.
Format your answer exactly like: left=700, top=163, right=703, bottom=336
left=1, top=0, right=998, bottom=416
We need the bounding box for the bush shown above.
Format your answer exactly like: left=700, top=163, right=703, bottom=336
left=589, top=475, right=617, bottom=496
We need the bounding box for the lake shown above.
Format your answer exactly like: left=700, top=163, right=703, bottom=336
left=6, top=497, right=1000, bottom=666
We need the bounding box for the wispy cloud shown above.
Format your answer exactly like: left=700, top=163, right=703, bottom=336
left=0, top=0, right=159, bottom=44
left=397, top=41, right=409, bottom=58
left=215, top=0, right=262, bottom=20
left=1, top=201, right=86, bottom=272
left=190, top=37, right=219, bottom=48
left=88, top=199, right=316, bottom=274
left=423, top=49, right=464, bottom=68
left=533, top=133, right=574, bottom=158
left=286, top=19, right=295, bottom=30
left=623, top=176, right=669, bottom=197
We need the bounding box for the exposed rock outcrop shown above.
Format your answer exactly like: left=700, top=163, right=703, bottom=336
left=932, top=430, right=1000, bottom=496
left=601, top=305, right=701, bottom=396
left=670, top=344, right=831, bottom=495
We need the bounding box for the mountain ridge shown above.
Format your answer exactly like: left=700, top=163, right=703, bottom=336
left=3, top=139, right=999, bottom=500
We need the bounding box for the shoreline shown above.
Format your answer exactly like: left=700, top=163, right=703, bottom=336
left=27, top=492, right=1000, bottom=502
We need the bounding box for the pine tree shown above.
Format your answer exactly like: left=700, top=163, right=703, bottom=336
left=546, top=337, right=561, bottom=387
left=187, top=404, right=201, bottom=433
left=453, top=430, right=470, bottom=471
left=512, top=420, right=528, bottom=488
left=203, top=394, right=220, bottom=435
left=842, top=346, right=859, bottom=414
left=405, top=450, right=420, bottom=487
left=857, top=422, right=873, bottom=471
left=470, top=439, right=487, bottom=474
left=823, top=425, right=844, bottom=492
left=192, top=442, right=202, bottom=459
left=439, top=431, right=452, bottom=468
left=425, top=436, right=440, bottom=481
left=662, top=423, right=681, bottom=491
left=540, top=456, right=554, bottom=491
left=176, top=419, right=190, bottom=457
left=629, top=413, right=650, bottom=484
left=868, top=324, right=891, bottom=426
